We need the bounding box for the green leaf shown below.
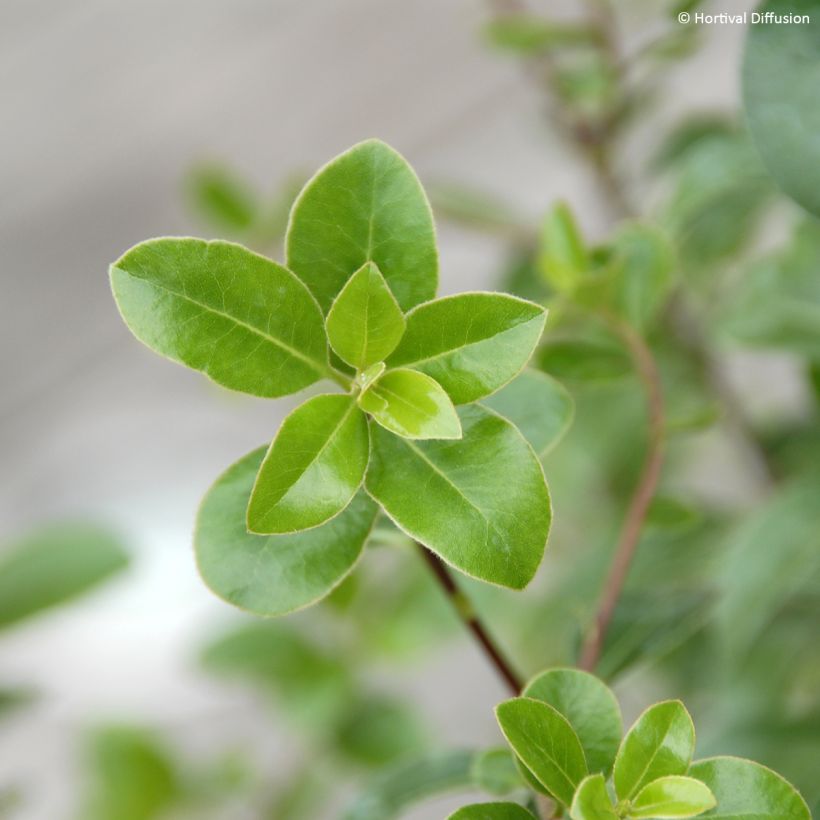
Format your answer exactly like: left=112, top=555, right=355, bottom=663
left=196, top=447, right=377, bottom=615
left=539, top=202, right=589, bottom=291
left=482, top=370, right=574, bottom=456
left=743, top=0, right=820, bottom=217
left=247, top=394, right=369, bottom=534
left=523, top=668, right=622, bottom=776
left=387, top=293, right=546, bottom=404
left=449, top=803, right=536, bottom=820
left=689, top=757, right=810, bottom=819
left=471, top=748, right=525, bottom=796
left=614, top=701, right=696, bottom=801
left=630, top=776, right=716, bottom=819
left=538, top=337, right=631, bottom=383
left=496, top=697, right=588, bottom=807
left=286, top=139, right=438, bottom=313
left=343, top=749, right=477, bottom=820
left=110, top=238, right=330, bottom=397
left=484, top=17, right=600, bottom=55
left=0, top=523, right=128, bottom=631
left=365, top=405, right=551, bottom=589
left=359, top=368, right=462, bottom=440
left=184, top=163, right=258, bottom=234
left=570, top=774, right=618, bottom=820
left=326, top=261, right=406, bottom=370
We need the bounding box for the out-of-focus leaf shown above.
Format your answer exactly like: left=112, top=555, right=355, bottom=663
left=0, top=687, right=35, bottom=719
left=471, top=748, right=525, bottom=797
left=483, top=17, right=600, bottom=55
left=332, top=696, right=427, bottom=767
left=645, top=497, right=700, bottom=532
left=80, top=726, right=179, bottom=820
left=717, top=476, right=820, bottom=659
left=428, top=182, right=523, bottom=234
left=538, top=337, right=631, bottom=383
left=539, top=203, right=589, bottom=292
left=482, top=369, right=574, bottom=456
left=343, top=749, right=477, bottom=820
left=200, top=620, right=352, bottom=728
left=652, top=117, right=736, bottom=171
left=184, top=163, right=258, bottom=234
left=265, top=768, right=330, bottom=820
left=743, top=0, right=820, bottom=217
left=449, top=803, right=536, bottom=819
left=0, top=523, right=128, bottom=631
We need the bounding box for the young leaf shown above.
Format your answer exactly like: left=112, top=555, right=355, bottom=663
left=110, top=238, right=330, bottom=397
left=495, top=697, right=588, bottom=807
left=196, top=448, right=377, bottom=616
left=0, top=523, right=128, bottom=631
left=630, top=776, right=716, bottom=819
left=365, top=405, right=551, bottom=589
left=449, top=803, right=536, bottom=820
left=247, top=394, right=369, bottom=534
left=286, top=139, right=438, bottom=313
left=482, top=370, right=574, bottom=457
left=570, top=774, right=618, bottom=820
left=387, top=293, right=547, bottom=404
left=184, top=163, right=258, bottom=234
left=523, top=668, right=622, bottom=776
left=326, top=261, right=406, bottom=370
left=471, top=748, right=525, bottom=796
left=614, top=701, right=695, bottom=802
left=688, top=757, right=811, bottom=820
left=743, top=0, right=820, bottom=217
left=358, top=368, right=462, bottom=440
left=539, top=202, right=588, bottom=291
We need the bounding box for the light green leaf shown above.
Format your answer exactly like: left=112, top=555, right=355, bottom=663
left=496, top=697, right=588, bottom=807
left=614, top=701, right=695, bottom=801
left=0, top=523, right=128, bottom=631
left=326, top=261, right=406, bottom=370
left=184, top=163, right=258, bottom=234
left=540, top=202, right=589, bottom=291
left=743, top=0, right=820, bottom=217
left=247, top=394, right=369, bottom=534
left=365, top=405, right=550, bottom=589
left=286, top=139, right=437, bottom=313
left=110, top=238, right=330, bottom=397
left=524, top=668, right=622, bottom=776
left=570, top=774, right=618, bottom=820
left=482, top=370, right=574, bottom=456
left=359, top=368, right=462, bottom=440
left=387, top=293, right=546, bottom=404
left=630, top=776, right=716, bottom=819
left=484, top=17, right=600, bottom=55
left=471, top=748, right=525, bottom=796
left=196, top=448, right=377, bottom=616
left=449, top=803, right=536, bottom=820
left=343, top=750, right=477, bottom=820
left=689, top=757, right=810, bottom=819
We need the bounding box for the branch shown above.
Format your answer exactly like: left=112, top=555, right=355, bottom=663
left=579, top=318, right=665, bottom=672
left=418, top=544, right=523, bottom=694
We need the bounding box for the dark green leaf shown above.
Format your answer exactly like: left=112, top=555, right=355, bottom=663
left=286, top=139, right=438, bottom=313
left=196, top=448, right=377, bottom=615
left=449, top=803, right=536, bottom=820
left=365, top=405, right=551, bottom=589
left=110, top=238, right=330, bottom=397
left=247, top=394, right=369, bottom=534
left=538, top=337, right=631, bottom=383
left=387, top=293, right=546, bottom=404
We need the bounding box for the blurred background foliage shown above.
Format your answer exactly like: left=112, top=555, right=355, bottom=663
left=3, top=1, right=820, bottom=818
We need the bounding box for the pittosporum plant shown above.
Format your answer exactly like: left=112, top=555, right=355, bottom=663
left=111, top=137, right=811, bottom=818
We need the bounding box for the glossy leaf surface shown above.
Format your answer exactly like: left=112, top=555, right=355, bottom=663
left=286, top=139, right=437, bottom=312
left=247, top=394, right=369, bottom=534
left=614, top=701, right=695, bottom=801
left=524, top=668, right=622, bottom=776
left=570, top=774, right=618, bottom=820
left=387, top=293, right=546, bottom=404
left=449, top=803, right=536, bottom=820
left=689, top=757, right=810, bottom=819
left=196, top=448, right=377, bottom=615
left=483, top=370, right=574, bottom=456
left=359, top=368, right=461, bottom=440
left=110, top=238, right=329, bottom=397
left=496, top=697, right=588, bottom=807
left=325, top=261, right=406, bottom=369
left=365, top=405, right=550, bottom=589
left=630, top=776, right=716, bottom=819
left=743, top=0, right=820, bottom=216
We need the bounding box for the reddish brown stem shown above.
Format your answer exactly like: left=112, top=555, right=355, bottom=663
left=418, top=544, right=523, bottom=694
left=579, top=318, right=665, bottom=672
